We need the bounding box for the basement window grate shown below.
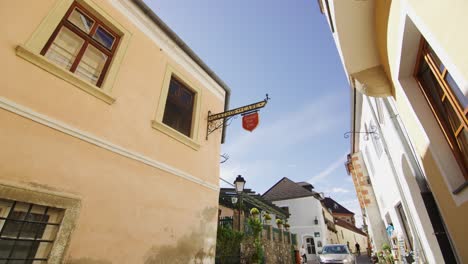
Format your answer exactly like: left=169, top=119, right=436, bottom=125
left=0, top=199, right=64, bottom=264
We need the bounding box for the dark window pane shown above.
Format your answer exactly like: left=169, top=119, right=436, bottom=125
left=445, top=72, right=468, bottom=109
left=0, top=239, right=14, bottom=258
left=443, top=100, right=461, bottom=135
left=10, top=240, right=36, bottom=259
left=67, top=8, right=94, bottom=33
left=418, top=60, right=446, bottom=110
left=162, top=78, right=195, bottom=137
left=93, top=26, right=115, bottom=50
left=419, top=60, right=461, bottom=134
left=427, top=46, right=445, bottom=73
left=418, top=51, right=468, bottom=173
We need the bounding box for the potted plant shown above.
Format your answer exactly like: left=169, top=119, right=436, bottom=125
left=247, top=215, right=264, bottom=264
left=284, top=223, right=290, bottom=231
left=276, top=218, right=283, bottom=229
left=250, top=207, right=260, bottom=219
left=380, top=244, right=394, bottom=264
left=264, top=212, right=272, bottom=225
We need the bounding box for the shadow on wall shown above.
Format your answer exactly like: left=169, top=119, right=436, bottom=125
left=144, top=207, right=218, bottom=264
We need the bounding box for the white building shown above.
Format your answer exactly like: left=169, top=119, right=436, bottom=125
left=263, top=178, right=327, bottom=262
left=318, top=0, right=468, bottom=262
left=348, top=89, right=446, bottom=263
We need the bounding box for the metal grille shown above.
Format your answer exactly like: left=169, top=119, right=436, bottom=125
left=0, top=199, right=64, bottom=264
left=218, top=216, right=233, bottom=229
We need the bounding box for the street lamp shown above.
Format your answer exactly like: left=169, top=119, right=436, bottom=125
left=234, top=175, right=246, bottom=193
left=234, top=175, right=246, bottom=232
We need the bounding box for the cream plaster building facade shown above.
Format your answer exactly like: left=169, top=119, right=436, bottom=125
left=319, top=0, right=468, bottom=263
left=0, top=0, right=230, bottom=263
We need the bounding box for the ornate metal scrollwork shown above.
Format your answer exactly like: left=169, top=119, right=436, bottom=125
left=206, top=114, right=237, bottom=140
left=344, top=125, right=379, bottom=141
left=205, top=94, right=270, bottom=140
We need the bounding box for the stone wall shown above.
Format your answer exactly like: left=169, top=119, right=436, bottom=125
left=241, top=226, right=295, bottom=264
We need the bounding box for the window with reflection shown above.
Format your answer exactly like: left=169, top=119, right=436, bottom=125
left=41, top=2, right=120, bottom=87
left=415, top=38, right=468, bottom=179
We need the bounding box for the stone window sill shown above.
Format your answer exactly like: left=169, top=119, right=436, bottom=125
left=151, top=120, right=200, bottom=151
left=452, top=180, right=468, bottom=194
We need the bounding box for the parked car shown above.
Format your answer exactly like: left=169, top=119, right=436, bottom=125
left=318, top=244, right=356, bottom=264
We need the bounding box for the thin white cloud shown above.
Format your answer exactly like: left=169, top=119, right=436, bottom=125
left=223, top=93, right=346, bottom=156
left=338, top=199, right=358, bottom=205
left=307, top=153, right=347, bottom=183
left=326, top=187, right=350, bottom=194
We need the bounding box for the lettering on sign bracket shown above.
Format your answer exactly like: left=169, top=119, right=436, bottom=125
left=206, top=94, right=270, bottom=140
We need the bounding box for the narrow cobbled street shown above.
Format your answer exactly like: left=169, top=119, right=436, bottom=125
left=307, top=255, right=372, bottom=264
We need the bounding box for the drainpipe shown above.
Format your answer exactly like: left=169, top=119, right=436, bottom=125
left=365, top=96, right=427, bottom=263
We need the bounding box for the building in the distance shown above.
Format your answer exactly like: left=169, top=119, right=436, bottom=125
left=319, top=0, right=468, bottom=262
left=321, top=197, right=355, bottom=225
left=263, top=177, right=367, bottom=262
left=0, top=0, right=230, bottom=263
left=321, top=197, right=368, bottom=254
left=263, top=178, right=328, bottom=263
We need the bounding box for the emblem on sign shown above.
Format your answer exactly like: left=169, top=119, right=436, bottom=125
left=242, top=112, right=259, bottom=132
left=206, top=94, right=270, bottom=140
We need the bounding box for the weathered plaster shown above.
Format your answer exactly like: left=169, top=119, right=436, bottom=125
left=67, top=257, right=112, bottom=264
left=143, top=207, right=218, bottom=264
left=0, top=181, right=81, bottom=264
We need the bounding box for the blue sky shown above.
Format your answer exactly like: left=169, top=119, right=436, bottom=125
left=145, top=0, right=362, bottom=225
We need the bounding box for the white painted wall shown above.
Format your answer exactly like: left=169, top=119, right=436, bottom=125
left=272, top=196, right=327, bottom=261
left=356, top=92, right=444, bottom=263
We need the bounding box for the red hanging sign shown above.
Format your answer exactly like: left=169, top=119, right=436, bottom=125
left=242, top=112, right=259, bottom=132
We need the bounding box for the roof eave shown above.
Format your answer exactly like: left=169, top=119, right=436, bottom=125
left=130, top=0, right=231, bottom=143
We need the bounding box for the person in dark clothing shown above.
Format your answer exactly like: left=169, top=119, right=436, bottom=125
left=355, top=242, right=361, bottom=256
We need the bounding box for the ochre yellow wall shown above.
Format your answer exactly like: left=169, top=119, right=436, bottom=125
left=0, top=0, right=225, bottom=262
left=385, top=0, right=468, bottom=262
left=375, top=0, right=392, bottom=92
left=406, top=0, right=468, bottom=82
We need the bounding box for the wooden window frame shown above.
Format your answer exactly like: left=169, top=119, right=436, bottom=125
left=152, top=65, right=202, bottom=150
left=414, top=37, right=468, bottom=181
left=162, top=77, right=195, bottom=137
left=40, top=1, right=120, bottom=88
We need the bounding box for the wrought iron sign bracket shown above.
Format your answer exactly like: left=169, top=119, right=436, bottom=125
left=206, top=114, right=237, bottom=140
left=206, top=94, right=270, bottom=140
left=344, top=125, right=379, bottom=141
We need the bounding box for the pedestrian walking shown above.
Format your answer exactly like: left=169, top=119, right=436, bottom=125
left=355, top=242, right=361, bottom=256
left=300, top=244, right=307, bottom=263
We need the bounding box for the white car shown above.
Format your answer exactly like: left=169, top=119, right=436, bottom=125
left=318, top=244, right=356, bottom=264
